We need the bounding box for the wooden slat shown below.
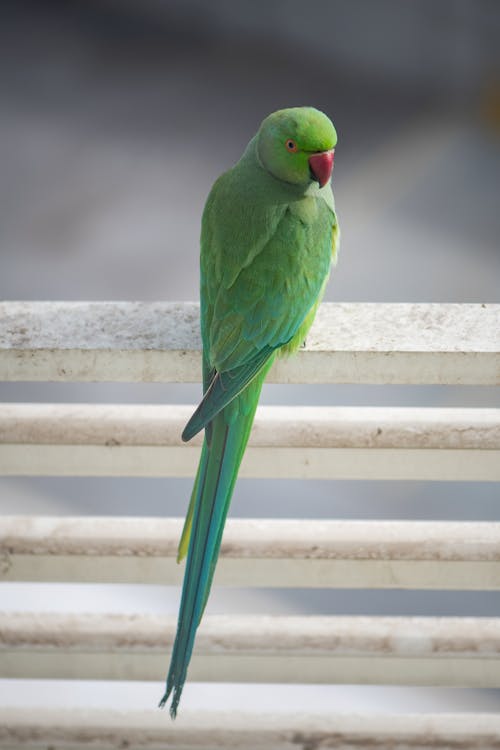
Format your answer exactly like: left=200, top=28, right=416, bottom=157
left=0, top=403, right=498, bottom=480
left=0, top=301, right=498, bottom=385
left=2, top=516, right=500, bottom=590
left=1, top=708, right=499, bottom=750
left=1, top=613, right=499, bottom=687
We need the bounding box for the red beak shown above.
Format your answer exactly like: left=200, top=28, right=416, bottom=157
left=308, top=149, right=334, bottom=188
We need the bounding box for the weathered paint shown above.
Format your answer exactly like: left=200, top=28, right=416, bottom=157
left=0, top=301, right=498, bottom=384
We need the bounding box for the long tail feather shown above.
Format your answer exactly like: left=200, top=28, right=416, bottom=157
left=159, top=371, right=267, bottom=717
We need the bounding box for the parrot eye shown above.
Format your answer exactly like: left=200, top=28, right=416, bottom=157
left=285, top=139, right=298, bottom=153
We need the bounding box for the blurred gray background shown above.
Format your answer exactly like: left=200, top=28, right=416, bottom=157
left=0, top=0, right=499, bottom=714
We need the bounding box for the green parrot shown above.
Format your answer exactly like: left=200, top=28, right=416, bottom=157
left=160, top=106, right=339, bottom=717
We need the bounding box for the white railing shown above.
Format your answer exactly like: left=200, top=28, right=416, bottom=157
left=0, top=301, right=499, bottom=749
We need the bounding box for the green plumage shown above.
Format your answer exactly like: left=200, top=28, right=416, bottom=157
left=160, top=107, right=339, bottom=716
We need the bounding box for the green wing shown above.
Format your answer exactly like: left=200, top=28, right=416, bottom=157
left=182, top=166, right=336, bottom=440
left=181, top=346, right=275, bottom=441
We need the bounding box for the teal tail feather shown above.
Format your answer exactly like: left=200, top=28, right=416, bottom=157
left=159, top=369, right=268, bottom=717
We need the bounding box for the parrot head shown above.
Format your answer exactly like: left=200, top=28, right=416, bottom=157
left=257, top=106, right=337, bottom=189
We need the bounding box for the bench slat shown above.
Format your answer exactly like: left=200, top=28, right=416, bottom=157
left=2, top=516, right=500, bottom=589
left=1, top=301, right=498, bottom=384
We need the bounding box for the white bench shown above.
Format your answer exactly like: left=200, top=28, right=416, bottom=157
left=0, top=301, right=499, bottom=749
